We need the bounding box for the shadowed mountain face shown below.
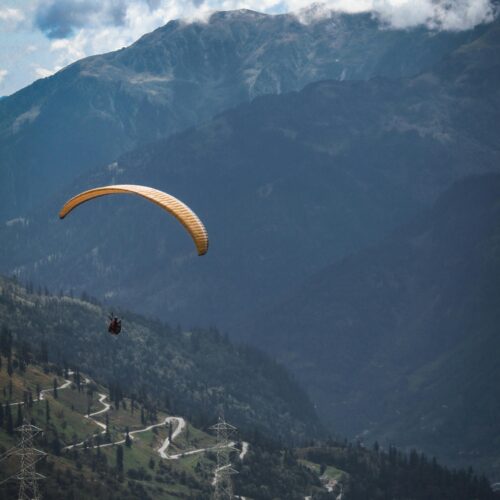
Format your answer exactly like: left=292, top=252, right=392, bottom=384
left=1, top=18, right=499, bottom=329
left=243, top=174, right=500, bottom=478
left=0, top=9, right=490, bottom=220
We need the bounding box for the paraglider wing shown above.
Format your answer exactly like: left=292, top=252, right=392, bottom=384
left=59, top=184, right=209, bottom=256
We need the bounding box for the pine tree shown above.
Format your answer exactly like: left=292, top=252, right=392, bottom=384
left=125, top=427, right=132, bottom=447
left=53, top=378, right=58, bottom=399
left=20, top=341, right=31, bottom=367
left=52, top=434, right=61, bottom=455
left=105, top=413, right=110, bottom=441
left=39, top=341, right=48, bottom=364
left=45, top=400, right=50, bottom=423
left=0, top=325, right=12, bottom=358
left=8, top=379, right=12, bottom=398
left=116, top=445, right=124, bottom=473
left=16, top=404, right=23, bottom=427
left=0, top=404, right=3, bottom=427
left=7, top=356, right=13, bottom=377
left=6, top=404, right=13, bottom=434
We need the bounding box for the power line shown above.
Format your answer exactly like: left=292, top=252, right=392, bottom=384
left=210, top=414, right=238, bottom=500
left=13, top=423, right=46, bottom=500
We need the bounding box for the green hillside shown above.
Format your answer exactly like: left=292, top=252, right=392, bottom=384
left=0, top=358, right=215, bottom=498
left=1, top=357, right=496, bottom=499
left=0, top=276, right=322, bottom=442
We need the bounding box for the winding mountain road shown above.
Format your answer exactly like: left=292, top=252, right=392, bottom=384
left=158, top=417, right=187, bottom=458
left=87, top=393, right=110, bottom=419
left=8, top=371, right=250, bottom=474
left=239, top=441, right=249, bottom=460
left=60, top=384, right=247, bottom=463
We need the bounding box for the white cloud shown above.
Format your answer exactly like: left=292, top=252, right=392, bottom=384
left=0, top=7, right=25, bottom=22
left=0, top=69, right=8, bottom=84
left=369, top=0, right=496, bottom=30
left=0, top=6, right=27, bottom=32
left=35, top=0, right=497, bottom=78
left=51, top=32, right=87, bottom=59
left=34, top=65, right=60, bottom=78
left=289, top=0, right=497, bottom=29
left=0, top=0, right=497, bottom=95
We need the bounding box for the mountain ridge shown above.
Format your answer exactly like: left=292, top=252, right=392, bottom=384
left=0, top=8, right=491, bottom=219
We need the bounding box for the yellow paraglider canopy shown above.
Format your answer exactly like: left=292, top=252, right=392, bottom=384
left=59, top=184, right=209, bottom=256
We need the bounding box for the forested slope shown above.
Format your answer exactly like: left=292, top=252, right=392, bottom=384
left=0, top=276, right=321, bottom=441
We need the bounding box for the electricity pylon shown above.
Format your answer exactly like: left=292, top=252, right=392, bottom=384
left=210, top=415, right=238, bottom=500
left=14, top=423, right=46, bottom=500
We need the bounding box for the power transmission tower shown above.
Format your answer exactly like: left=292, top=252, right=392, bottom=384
left=15, top=423, right=46, bottom=500
left=210, top=415, right=238, bottom=500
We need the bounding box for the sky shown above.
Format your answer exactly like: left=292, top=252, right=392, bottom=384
left=0, top=0, right=497, bottom=96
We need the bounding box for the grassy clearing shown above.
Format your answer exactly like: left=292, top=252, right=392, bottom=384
left=99, top=402, right=146, bottom=429
left=0, top=359, right=62, bottom=403
left=56, top=385, right=92, bottom=414
left=173, top=423, right=215, bottom=451
left=299, top=458, right=347, bottom=482
left=41, top=395, right=98, bottom=445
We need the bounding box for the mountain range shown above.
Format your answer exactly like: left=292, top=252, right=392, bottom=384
left=0, top=8, right=489, bottom=220
left=1, top=16, right=499, bottom=328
